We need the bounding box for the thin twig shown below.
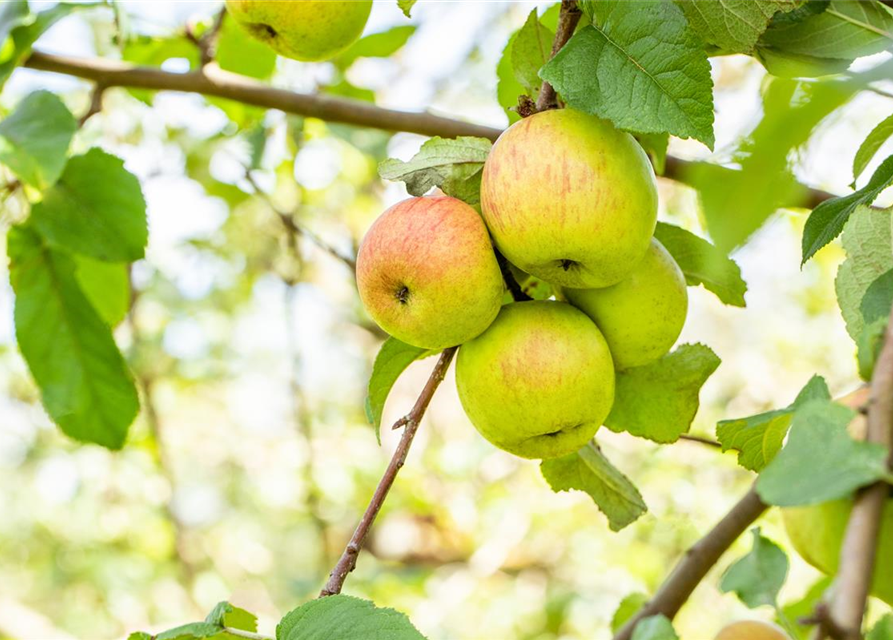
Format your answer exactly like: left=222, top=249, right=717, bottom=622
left=320, top=347, right=457, bottom=597
left=612, top=484, right=768, bottom=640
left=822, top=299, right=893, bottom=639
left=535, top=0, right=583, bottom=112
left=222, top=628, right=273, bottom=640
left=77, top=83, right=106, bottom=127
left=23, top=49, right=843, bottom=210
left=677, top=433, right=722, bottom=448
left=495, top=249, right=532, bottom=302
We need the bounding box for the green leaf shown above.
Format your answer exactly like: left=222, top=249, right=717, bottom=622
left=205, top=602, right=258, bottom=633
left=717, top=375, right=830, bottom=472
left=216, top=16, right=277, bottom=79
left=365, top=337, right=429, bottom=444
left=0, top=90, right=76, bottom=188
left=836, top=206, right=893, bottom=344
left=0, top=0, right=30, bottom=46
left=335, top=26, right=416, bottom=70
left=155, top=622, right=225, bottom=640
left=121, top=34, right=199, bottom=69
left=858, top=316, right=888, bottom=381
left=605, top=344, right=721, bottom=444
left=540, top=441, right=647, bottom=532
left=378, top=136, right=491, bottom=205
left=755, top=47, right=853, bottom=79
left=322, top=79, right=375, bottom=103
left=276, top=595, right=426, bottom=640
left=397, top=0, right=416, bottom=19
left=854, top=113, right=893, bottom=184
left=29, top=148, right=148, bottom=263
left=677, top=0, right=801, bottom=54
left=73, top=256, right=130, bottom=327
left=779, top=576, right=833, bottom=640
left=756, top=398, right=889, bottom=506
left=653, top=222, right=747, bottom=307
left=802, top=154, right=893, bottom=264
left=868, top=614, right=893, bottom=640
left=720, top=528, right=789, bottom=608
left=758, top=0, right=893, bottom=62
left=860, top=268, right=893, bottom=324
left=511, top=10, right=554, bottom=97
left=540, top=1, right=715, bottom=148
left=496, top=30, right=525, bottom=125
left=630, top=614, right=679, bottom=640
left=611, top=593, right=649, bottom=633
left=8, top=225, right=139, bottom=449
left=635, top=132, right=669, bottom=175
left=127, top=634, right=153, bottom=640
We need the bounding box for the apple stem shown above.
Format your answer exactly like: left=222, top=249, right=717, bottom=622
left=319, top=347, right=458, bottom=598
left=495, top=249, right=532, bottom=302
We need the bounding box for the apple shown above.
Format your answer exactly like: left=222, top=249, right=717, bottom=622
left=715, top=620, right=790, bottom=640
left=480, top=108, right=658, bottom=288
left=356, top=196, right=504, bottom=350
left=563, top=239, right=687, bottom=370
left=455, top=301, right=615, bottom=459
left=783, top=497, right=893, bottom=605
left=225, top=0, right=372, bottom=62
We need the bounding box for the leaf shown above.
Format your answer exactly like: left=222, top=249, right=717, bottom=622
left=635, top=132, right=669, bottom=175
left=779, top=576, right=833, bottom=640
left=0, top=90, right=76, bottom=188
left=8, top=225, right=139, bottom=450
left=121, top=34, right=199, bottom=68
left=378, top=136, right=491, bottom=205
left=540, top=0, right=715, bottom=148
left=397, top=0, right=416, bottom=19
left=276, top=595, right=426, bottom=640
left=0, top=0, right=30, bottom=46
left=720, top=528, right=789, bottom=608
left=717, top=375, right=830, bottom=472
left=605, top=344, right=721, bottom=443
left=802, top=154, right=893, bottom=264
left=511, top=10, right=554, bottom=96
left=756, top=47, right=853, bottom=78
left=540, top=441, right=647, bottom=532
left=365, top=337, right=429, bottom=444
left=756, top=398, right=889, bottom=506
left=611, top=593, right=649, bottom=633
left=868, top=614, right=893, bottom=640
left=496, top=31, right=525, bottom=125
left=858, top=316, right=888, bottom=381
left=335, top=25, right=416, bottom=70
left=678, top=0, right=801, bottom=54
left=73, top=256, right=130, bottom=327
left=205, top=602, right=258, bottom=634
left=836, top=206, right=893, bottom=344
left=758, top=0, right=893, bottom=62
left=630, top=615, right=679, bottom=640
left=854, top=113, right=893, bottom=184
left=216, top=16, right=277, bottom=79
left=654, top=222, right=747, bottom=307
left=29, top=148, right=148, bottom=263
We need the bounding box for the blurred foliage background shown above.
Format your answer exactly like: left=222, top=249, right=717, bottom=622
left=1, top=2, right=892, bottom=639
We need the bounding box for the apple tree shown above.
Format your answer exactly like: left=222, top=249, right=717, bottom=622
left=1, top=1, right=893, bottom=639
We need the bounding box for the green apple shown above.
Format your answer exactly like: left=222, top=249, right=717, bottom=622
left=783, top=497, right=893, bottom=605
left=456, top=301, right=615, bottom=459
left=715, top=620, right=790, bottom=640
left=225, top=0, right=372, bottom=62
left=356, top=196, right=504, bottom=350
left=563, top=239, right=687, bottom=370
left=480, top=108, right=658, bottom=288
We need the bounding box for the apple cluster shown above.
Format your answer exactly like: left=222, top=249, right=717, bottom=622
left=357, top=109, right=689, bottom=461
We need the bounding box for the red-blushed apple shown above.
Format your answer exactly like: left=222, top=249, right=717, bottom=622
left=480, top=108, right=658, bottom=288
left=225, top=0, right=372, bottom=62
left=563, top=239, right=687, bottom=370
left=356, top=196, right=504, bottom=350
left=715, top=620, right=790, bottom=640
left=783, top=497, right=893, bottom=605
left=456, top=301, right=615, bottom=459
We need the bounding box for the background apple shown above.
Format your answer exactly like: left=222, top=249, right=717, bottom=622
left=480, top=108, right=657, bottom=288
left=564, top=239, right=687, bottom=370
left=456, top=301, right=615, bottom=459
left=714, top=620, right=790, bottom=640
left=225, top=0, right=372, bottom=62
left=783, top=497, right=893, bottom=605
left=356, top=196, right=504, bottom=350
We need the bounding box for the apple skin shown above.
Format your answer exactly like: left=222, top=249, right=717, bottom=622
left=715, top=620, right=790, bottom=640
left=225, top=0, right=372, bottom=62
left=783, top=497, right=893, bottom=605
left=356, top=196, right=504, bottom=350
left=563, top=239, right=687, bottom=370
left=456, top=301, right=615, bottom=459
left=480, top=108, right=658, bottom=288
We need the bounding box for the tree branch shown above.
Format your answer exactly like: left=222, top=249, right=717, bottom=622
left=23, top=49, right=842, bottom=212
left=319, top=347, right=457, bottom=597
left=612, top=484, right=768, bottom=640
left=535, top=0, right=582, bottom=112
left=822, top=302, right=893, bottom=639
